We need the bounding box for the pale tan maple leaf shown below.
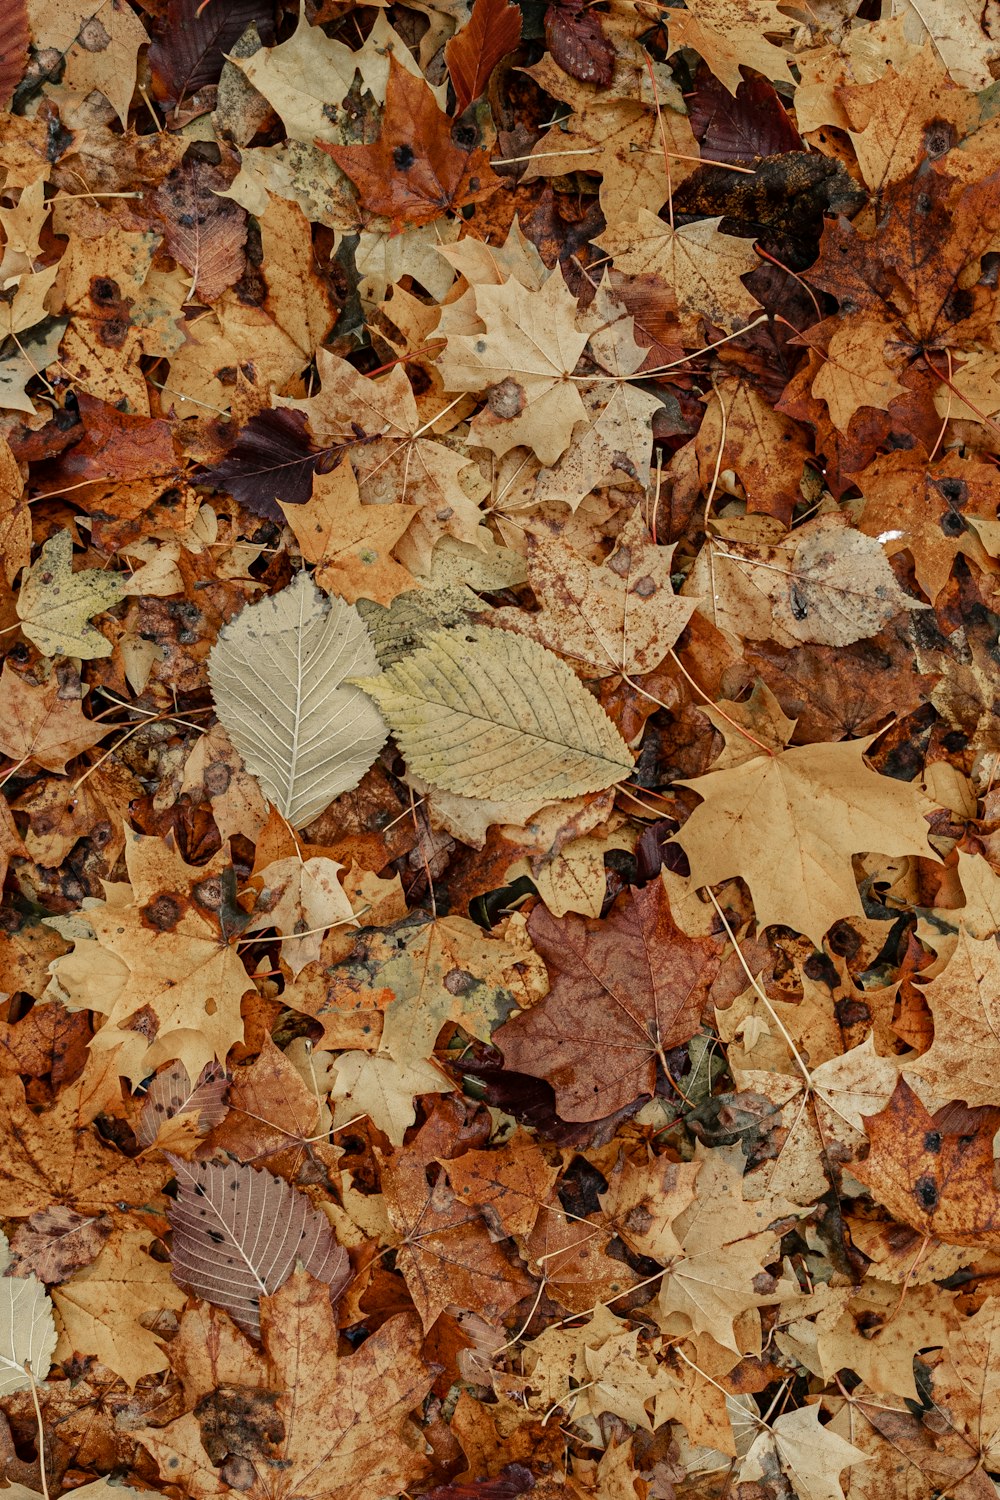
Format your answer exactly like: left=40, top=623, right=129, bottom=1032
left=597, top=212, right=761, bottom=334
left=810, top=319, right=907, bottom=430
left=437, top=269, right=589, bottom=465
left=675, top=735, right=935, bottom=946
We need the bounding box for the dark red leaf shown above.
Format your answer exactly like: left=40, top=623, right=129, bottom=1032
left=687, top=66, right=803, bottom=165
left=544, top=2, right=614, bottom=88
left=0, top=0, right=28, bottom=109
left=445, top=0, right=522, bottom=115
left=201, top=408, right=327, bottom=521
left=149, top=0, right=275, bottom=106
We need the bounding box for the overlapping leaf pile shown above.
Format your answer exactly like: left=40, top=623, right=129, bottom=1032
left=2, top=0, right=1000, bottom=1496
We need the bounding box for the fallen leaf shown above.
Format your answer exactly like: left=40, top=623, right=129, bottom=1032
left=209, top=571, right=387, bottom=829
left=167, top=1154, right=350, bottom=1340
left=0, top=664, right=107, bottom=772
left=320, top=57, right=500, bottom=228
left=675, top=732, right=935, bottom=946
left=354, top=624, right=634, bottom=802
left=855, top=1078, right=1000, bottom=1247
left=16, top=530, right=126, bottom=660
left=494, top=882, right=722, bottom=1120
left=51, top=1226, right=185, bottom=1389
left=445, top=0, right=521, bottom=113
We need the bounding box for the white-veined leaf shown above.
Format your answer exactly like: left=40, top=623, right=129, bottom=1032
left=166, top=1155, right=350, bottom=1340
left=208, top=571, right=387, bottom=828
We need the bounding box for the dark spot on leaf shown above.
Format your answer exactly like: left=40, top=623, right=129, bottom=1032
left=914, top=1174, right=938, bottom=1210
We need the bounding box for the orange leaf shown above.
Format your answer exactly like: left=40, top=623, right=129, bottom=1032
left=319, top=56, right=501, bottom=229
left=445, top=0, right=521, bottom=115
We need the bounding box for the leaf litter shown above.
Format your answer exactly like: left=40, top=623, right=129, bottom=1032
left=3, top=1, right=1000, bottom=1498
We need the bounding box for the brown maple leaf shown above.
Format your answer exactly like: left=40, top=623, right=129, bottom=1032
left=494, top=882, right=723, bottom=1120
left=855, top=1079, right=1000, bottom=1248
left=0, top=663, right=108, bottom=773
left=319, top=56, right=501, bottom=228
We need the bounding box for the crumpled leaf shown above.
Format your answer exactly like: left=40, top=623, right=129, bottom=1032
left=16, top=530, right=126, bottom=660
left=166, top=1154, right=350, bottom=1341
left=209, top=570, right=387, bottom=829
left=354, top=624, right=634, bottom=802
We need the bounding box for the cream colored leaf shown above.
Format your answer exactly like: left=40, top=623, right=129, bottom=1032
left=0, top=1265, right=56, bottom=1396
left=248, top=855, right=356, bottom=978
left=17, top=529, right=126, bottom=660
left=596, top=212, right=761, bottom=333
left=354, top=625, right=634, bottom=801
left=329, top=1051, right=450, bottom=1147
left=209, top=571, right=387, bottom=829
left=740, top=1405, right=867, bottom=1500
left=52, top=1228, right=185, bottom=1389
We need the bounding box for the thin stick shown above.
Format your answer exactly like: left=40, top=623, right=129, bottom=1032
left=704, top=887, right=812, bottom=1089
left=25, top=1364, right=50, bottom=1500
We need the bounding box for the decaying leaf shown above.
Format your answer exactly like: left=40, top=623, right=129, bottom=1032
left=16, top=530, right=126, bottom=660
left=676, top=732, right=935, bottom=946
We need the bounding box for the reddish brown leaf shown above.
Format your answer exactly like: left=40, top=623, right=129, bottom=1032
left=445, top=0, right=522, bottom=115
left=319, top=56, right=502, bottom=229
left=46, top=394, right=177, bottom=491
left=0, top=0, right=28, bottom=109
left=688, top=66, right=802, bottom=164
left=854, top=1079, right=1000, bottom=1248
left=152, top=158, right=248, bottom=305
left=494, top=883, right=723, bottom=1121
left=544, top=1, right=614, bottom=87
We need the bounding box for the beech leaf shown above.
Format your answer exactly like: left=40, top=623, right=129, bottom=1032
left=209, top=571, right=387, bottom=829
left=166, top=1154, right=350, bottom=1340
left=0, top=1245, right=57, bottom=1396
left=353, top=624, right=634, bottom=802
